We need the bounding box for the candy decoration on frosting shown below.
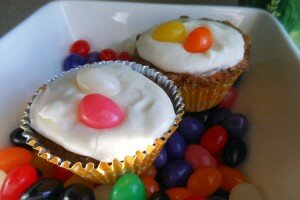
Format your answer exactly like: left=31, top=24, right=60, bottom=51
left=184, top=26, right=212, bottom=53
left=79, top=94, right=124, bottom=129
left=152, top=21, right=186, bottom=43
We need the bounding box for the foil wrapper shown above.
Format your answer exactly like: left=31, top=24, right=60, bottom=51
left=20, top=61, right=184, bottom=184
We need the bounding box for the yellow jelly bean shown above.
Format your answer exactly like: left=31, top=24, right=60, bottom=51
left=65, top=174, right=94, bottom=189
left=152, top=21, right=186, bottom=43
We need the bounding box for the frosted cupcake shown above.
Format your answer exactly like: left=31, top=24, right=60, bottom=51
left=21, top=61, right=184, bottom=184
left=135, top=18, right=251, bottom=112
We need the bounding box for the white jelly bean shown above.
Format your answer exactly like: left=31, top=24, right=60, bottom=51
left=229, top=183, right=264, bottom=200
left=93, top=184, right=113, bottom=200
left=0, top=170, right=7, bottom=188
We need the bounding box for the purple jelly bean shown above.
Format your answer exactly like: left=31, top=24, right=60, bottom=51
left=178, top=117, right=205, bottom=143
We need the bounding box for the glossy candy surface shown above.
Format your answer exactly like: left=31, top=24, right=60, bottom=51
left=0, top=147, right=32, bottom=173
left=153, top=148, right=168, bottom=168
left=223, top=113, right=248, bottom=138
left=140, top=165, right=157, bottom=179
left=142, top=178, right=159, bottom=199
left=219, top=88, right=238, bottom=108
left=165, top=132, right=187, bottom=160
left=84, top=52, right=100, bottom=64
left=0, top=165, right=37, bottom=200
left=162, top=160, right=193, bottom=188
left=210, top=108, right=231, bottom=126
left=184, top=145, right=217, bottom=170
left=166, top=187, right=194, bottom=200
left=152, top=21, right=186, bottom=43
left=110, top=173, right=146, bottom=200
left=187, top=168, right=222, bottom=197
left=9, top=128, right=31, bottom=150
left=59, top=183, right=95, bottom=200
left=63, top=54, right=84, bottom=71
left=99, top=49, right=117, bottom=61
left=93, top=184, right=113, bottom=200
left=79, top=94, right=124, bottom=129
left=20, top=178, right=63, bottom=200
left=65, top=175, right=94, bottom=189
left=229, top=183, right=263, bottom=200
left=184, top=27, right=212, bottom=53
left=117, top=51, right=132, bottom=61
left=149, top=190, right=170, bottom=200
left=218, top=166, right=247, bottom=192
left=200, top=126, right=228, bottom=154
left=222, top=137, right=247, bottom=167
left=179, top=117, right=205, bottom=143
left=70, top=40, right=90, bottom=57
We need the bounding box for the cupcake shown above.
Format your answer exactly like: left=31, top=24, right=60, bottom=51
left=135, top=17, right=251, bottom=112
left=20, top=61, right=184, bottom=184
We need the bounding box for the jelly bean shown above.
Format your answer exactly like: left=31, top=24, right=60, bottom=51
left=79, top=94, right=124, bottom=129
left=70, top=40, right=90, bottom=57
left=165, top=132, right=187, bottom=160
left=93, top=184, right=113, bottom=200
left=210, top=108, right=232, bottom=126
left=179, top=117, right=205, bottom=143
left=149, top=190, right=170, bottom=200
left=162, top=160, right=193, bottom=188
left=200, top=125, right=228, bottom=154
left=110, top=173, right=146, bottom=200
left=152, top=21, right=186, bottom=43
left=166, top=187, right=194, bottom=200
left=184, top=196, right=206, bottom=200
left=184, top=27, right=212, bottom=53
left=99, top=49, right=117, bottom=61
left=52, top=165, right=73, bottom=182
left=9, top=128, right=31, bottom=150
left=187, top=167, right=222, bottom=197
left=20, top=178, right=63, bottom=200
left=63, top=54, right=84, bottom=71
left=118, top=51, right=132, bottom=61
left=219, top=88, right=238, bottom=108
left=212, top=153, right=223, bottom=167
left=0, top=165, right=37, bottom=200
left=142, top=178, right=159, bottom=199
left=229, top=183, right=263, bottom=200
left=65, top=174, right=94, bottom=189
left=30, top=153, right=54, bottom=177
left=222, top=137, right=247, bottom=167
left=207, top=196, right=226, bottom=200
left=184, top=145, right=217, bottom=170
left=0, top=170, right=6, bottom=188
left=211, top=190, right=229, bottom=199
left=140, top=165, right=157, bottom=179
left=35, top=168, right=43, bottom=178
left=153, top=148, right=168, bottom=168
left=84, top=52, right=100, bottom=64
left=59, top=183, right=95, bottom=200
left=218, top=166, right=247, bottom=192
left=0, top=147, right=32, bottom=173
left=222, top=113, right=248, bottom=138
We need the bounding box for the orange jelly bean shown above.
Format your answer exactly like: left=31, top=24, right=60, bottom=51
left=142, top=178, right=159, bottom=199
left=218, top=165, right=247, bottom=192
left=166, top=187, right=194, bottom=200
left=140, top=165, right=157, bottom=179
left=65, top=174, right=94, bottom=189
left=187, top=167, right=222, bottom=197
left=0, top=147, right=32, bottom=173
left=30, top=153, right=54, bottom=177
left=184, top=27, right=212, bottom=53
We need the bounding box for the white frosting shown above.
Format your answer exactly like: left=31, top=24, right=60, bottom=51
left=136, top=19, right=245, bottom=76
left=30, top=63, right=176, bottom=162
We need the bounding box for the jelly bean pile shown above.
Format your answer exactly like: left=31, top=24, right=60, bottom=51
left=0, top=40, right=264, bottom=200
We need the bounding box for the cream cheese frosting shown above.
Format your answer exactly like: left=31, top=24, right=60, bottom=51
left=29, top=63, right=176, bottom=162
left=136, top=19, right=245, bottom=76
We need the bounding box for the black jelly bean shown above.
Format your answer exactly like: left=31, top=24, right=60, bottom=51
left=59, top=184, right=95, bottom=200
left=149, top=190, right=170, bottom=200
left=222, top=137, right=247, bottom=167
left=9, top=128, right=31, bottom=150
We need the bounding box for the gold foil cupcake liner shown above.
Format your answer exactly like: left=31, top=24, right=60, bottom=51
left=20, top=61, right=184, bottom=184
left=182, top=68, right=243, bottom=112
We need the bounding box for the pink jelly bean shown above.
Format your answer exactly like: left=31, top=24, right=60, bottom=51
left=185, top=145, right=217, bottom=170
left=79, top=93, right=124, bottom=129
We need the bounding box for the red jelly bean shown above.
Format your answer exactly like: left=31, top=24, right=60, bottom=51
left=51, top=165, right=73, bottom=182
left=218, top=165, right=247, bottom=192
left=70, top=40, right=90, bottom=57
left=79, top=94, right=124, bottom=129
left=142, top=178, right=159, bottom=199
left=166, top=187, right=194, bottom=200
left=187, top=167, right=222, bottom=197
left=184, top=196, right=206, bottom=200
left=200, top=125, right=228, bottom=154
left=0, top=147, right=32, bottom=173
left=118, top=51, right=132, bottom=61
left=212, top=152, right=223, bottom=167
left=140, top=165, right=157, bottom=179
left=185, top=145, right=217, bottom=170
left=0, top=165, right=37, bottom=200
left=219, top=88, right=238, bottom=108
left=99, top=49, right=117, bottom=61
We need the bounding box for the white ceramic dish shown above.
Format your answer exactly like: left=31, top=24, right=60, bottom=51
left=0, top=1, right=299, bottom=199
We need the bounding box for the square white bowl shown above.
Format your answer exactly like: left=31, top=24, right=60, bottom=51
left=0, top=1, right=299, bottom=199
